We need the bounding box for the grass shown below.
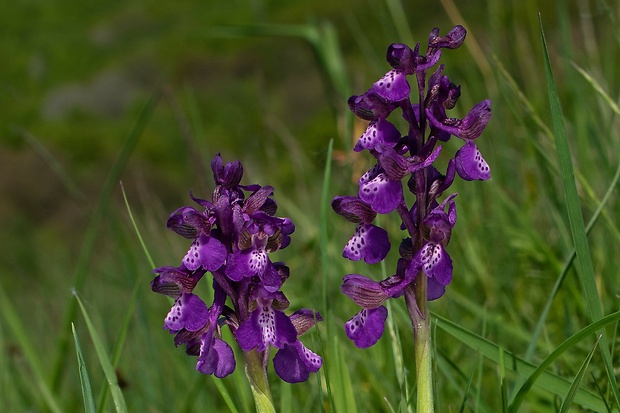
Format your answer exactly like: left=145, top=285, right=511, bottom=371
left=1, top=0, right=620, bottom=412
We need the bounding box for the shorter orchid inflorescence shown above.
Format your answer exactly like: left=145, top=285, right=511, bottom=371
left=333, top=25, right=492, bottom=349
left=151, top=154, right=322, bottom=385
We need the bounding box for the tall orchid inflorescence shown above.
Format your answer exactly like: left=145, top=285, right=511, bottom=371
left=333, top=25, right=491, bottom=359
left=151, top=154, right=322, bottom=395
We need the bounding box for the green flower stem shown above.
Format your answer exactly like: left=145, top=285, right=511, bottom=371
left=405, top=283, right=434, bottom=413
left=244, top=349, right=276, bottom=413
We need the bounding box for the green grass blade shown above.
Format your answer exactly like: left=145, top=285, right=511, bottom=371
left=508, top=310, right=620, bottom=412
left=539, top=15, right=620, bottom=409
left=19, top=129, right=86, bottom=205
left=458, top=364, right=476, bottom=413
left=120, top=182, right=155, bottom=269
left=499, top=347, right=508, bottom=413
left=50, top=89, right=162, bottom=390
left=524, top=154, right=620, bottom=361
left=72, top=323, right=96, bottom=413
left=320, top=138, right=353, bottom=413
left=74, top=292, right=128, bottom=413
left=434, top=311, right=620, bottom=412
left=558, top=334, right=601, bottom=413
left=0, top=282, right=63, bottom=413
left=571, top=63, right=620, bottom=117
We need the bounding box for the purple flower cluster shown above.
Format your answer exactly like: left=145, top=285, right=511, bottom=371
left=333, top=26, right=491, bottom=348
left=151, top=154, right=322, bottom=383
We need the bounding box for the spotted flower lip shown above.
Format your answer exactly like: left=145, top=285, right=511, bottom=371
left=235, top=297, right=298, bottom=352
left=455, top=141, right=491, bottom=181
left=344, top=306, right=388, bottom=348
left=354, top=118, right=401, bottom=152
left=358, top=163, right=404, bottom=214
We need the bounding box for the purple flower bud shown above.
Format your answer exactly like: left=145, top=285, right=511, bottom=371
left=427, top=100, right=492, bottom=141
left=211, top=153, right=243, bottom=188
left=429, top=25, right=467, bottom=49
left=386, top=43, right=416, bottom=74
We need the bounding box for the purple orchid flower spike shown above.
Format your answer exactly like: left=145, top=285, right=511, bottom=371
left=151, top=154, right=322, bottom=402
left=333, top=25, right=492, bottom=362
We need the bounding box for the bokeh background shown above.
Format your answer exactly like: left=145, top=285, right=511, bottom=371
left=2, top=0, right=619, bottom=412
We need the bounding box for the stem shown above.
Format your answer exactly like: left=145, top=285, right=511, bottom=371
left=244, top=350, right=275, bottom=413
left=405, top=286, right=434, bottom=412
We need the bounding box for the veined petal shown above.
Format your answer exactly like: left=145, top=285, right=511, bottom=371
left=342, top=224, right=390, bottom=264
left=373, top=70, right=410, bottom=102
left=455, top=141, right=491, bottom=181
left=289, top=309, right=322, bottom=336
left=331, top=196, right=376, bottom=224
left=341, top=274, right=388, bottom=308
left=344, top=306, right=388, bottom=348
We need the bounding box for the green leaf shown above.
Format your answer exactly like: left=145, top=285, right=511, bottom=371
left=72, top=323, right=96, bottom=413
left=74, top=292, right=127, bottom=413
left=559, top=334, right=601, bottom=413
left=539, top=15, right=620, bottom=409
left=434, top=311, right=620, bottom=412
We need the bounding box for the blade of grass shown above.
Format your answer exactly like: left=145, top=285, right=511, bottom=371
left=120, top=182, right=155, bottom=269
left=434, top=310, right=620, bottom=412
left=0, top=282, right=63, bottom=413
left=72, top=323, right=96, bottom=413
left=19, top=128, right=86, bottom=206
left=50, top=89, right=162, bottom=391
left=499, top=347, right=508, bottom=413
left=74, top=292, right=127, bottom=413
left=524, top=153, right=620, bottom=361
left=539, top=15, right=620, bottom=409
left=320, top=138, right=354, bottom=413
left=558, top=334, right=601, bottom=413
left=458, top=364, right=477, bottom=413
left=513, top=309, right=620, bottom=412
left=95, top=212, right=144, bottom=412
